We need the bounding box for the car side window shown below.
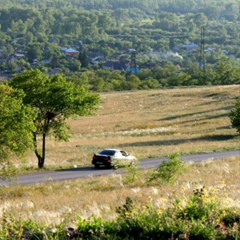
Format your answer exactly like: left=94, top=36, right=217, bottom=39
left=120, top=151, right=128, bottom=157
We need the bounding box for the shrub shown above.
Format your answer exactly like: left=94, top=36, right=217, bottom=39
left=122, top=163, right=142, bottom=184
left=0, top=161, right=18, bottom=181
left=229, top=96, right=240, bottom=134
left=147, top=153, right=186, bottom=184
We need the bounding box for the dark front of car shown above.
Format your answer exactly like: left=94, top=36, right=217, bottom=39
left=92, top=154, right=112, bottom=168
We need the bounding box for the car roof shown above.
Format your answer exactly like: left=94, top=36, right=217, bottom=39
left=102, top=148, right=121, bottom=151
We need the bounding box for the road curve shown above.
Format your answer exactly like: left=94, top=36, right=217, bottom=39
left=0, top=150, right=239, bottom=186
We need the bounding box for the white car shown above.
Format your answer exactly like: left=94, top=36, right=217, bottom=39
left=92, top=148, right=136, bottom=169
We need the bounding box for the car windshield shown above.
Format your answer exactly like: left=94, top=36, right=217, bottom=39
left=99, top=150, right=116, bottom=156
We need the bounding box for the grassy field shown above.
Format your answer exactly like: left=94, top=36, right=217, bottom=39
left=0, top=85, right=240, bottom=227
left=41, top=84, right=239, bottom=168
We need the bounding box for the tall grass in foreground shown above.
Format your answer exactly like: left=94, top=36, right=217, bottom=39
left=0, top=187, right=239, bottom=239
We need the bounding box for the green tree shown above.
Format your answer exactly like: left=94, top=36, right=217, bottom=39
left=69, top=72, right=90, bottom=88
left=229, top=96, right=240, bottom=134
left=3, top=44, right=14, bottom=57
left=78, top=49, right=89, bottom=68
left=7, top=61, right=18, bottom=73
left=125, top=74, right=142, bottom=90
left=25, top=43, right=44, bottom=62
left=0, top=85, right=36, bottom=162
left=90, top=76, right=105, bottom=92
left=193, top=13, right=208, bottom=27
left=67, top=59, right=81, bottom=72
left=214, top=58, right=237, bottom=85
left=9, top=69, right=100, bottom=168
left=141, top=77, right=160, bottom=89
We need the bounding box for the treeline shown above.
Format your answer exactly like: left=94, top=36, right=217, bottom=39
left=0, top=0, right=239, bottom=88
left=0, top=0, right=239, bottom=16
left=1, top=0, right=239, bottom=41
left=70, top=58, right=240, bottom=92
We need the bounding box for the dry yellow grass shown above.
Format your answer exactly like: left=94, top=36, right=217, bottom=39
left=0, top=156, right=239, bottom=226
left=37, top=85, right=239, bottom=168
left=0, top=85, right=240, bottom=226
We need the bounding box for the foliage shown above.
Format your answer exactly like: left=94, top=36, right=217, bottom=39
left=0, top=161, right=18, bottom=181
left=0, top=84, right=36, bottom=162
left=116, top=196, right=134, bottom=218
left=1, top=187, right=239, bottom=239
left=9, top=69, right=101, bottom=168
left=78, top=49, right=89, bottom=68
left=229, top=96, right=240, bottom=134
left=122, top=163, right=142, bottom=184
left=147, top=153, right=186, bottom=184
left=0, top=212, right=66, bottom=239
left=76, top=215, right=116, bottom=239
left=0, top=0, right=239, bottom=89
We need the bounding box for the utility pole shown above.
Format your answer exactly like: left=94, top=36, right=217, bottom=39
left=127, top=49, right=139, bottom=74
left=130, top=50, right=137, bottom=70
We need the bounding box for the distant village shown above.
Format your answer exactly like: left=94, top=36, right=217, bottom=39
left=0, top=40, right=232, bottom=78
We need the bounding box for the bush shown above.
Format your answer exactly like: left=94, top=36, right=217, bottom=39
left=229, top=96, right=240, bottom=134
left=147, top=153, right=186, bottom=184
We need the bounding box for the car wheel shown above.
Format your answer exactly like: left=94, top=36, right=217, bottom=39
left=112, top=165, right=117, bottom=169
left=94, top=164, right=100, bottom=169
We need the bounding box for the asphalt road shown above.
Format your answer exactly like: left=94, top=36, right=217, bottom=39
left=0, top=150, right=239, bottom=186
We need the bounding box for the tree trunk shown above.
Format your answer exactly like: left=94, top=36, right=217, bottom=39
left=33, top=132, right=46, bottom=169
left=41, top=133, right=46, bottom=168
left=36, top=151, right=44, bottom=169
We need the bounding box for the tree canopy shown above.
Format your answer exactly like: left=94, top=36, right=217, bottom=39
left=0, top=0, right=239, bottom=91
left=9, top=69, right=101, bottom=168
left=0, top=0, right=239, bottom=77
left=0, top=85, right=36, bottom=162
left=229, top=96, right=240, bottom=135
